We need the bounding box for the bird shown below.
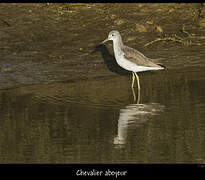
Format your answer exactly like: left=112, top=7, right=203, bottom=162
left=101, top=30, right=165, bottom=91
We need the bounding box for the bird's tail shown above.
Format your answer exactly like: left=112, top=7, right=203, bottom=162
left=157, top=63, right=166, bottom=69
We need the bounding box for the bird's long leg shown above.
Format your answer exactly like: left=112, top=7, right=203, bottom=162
left=133, top=72, right=140, bottom=103
left=134, top=72, right=140, bottom=90
left=132, top=72, right=135, bottom=88
left=131, top=86, right=136, bottom=102
left=137, top=87, right=140, bottom=104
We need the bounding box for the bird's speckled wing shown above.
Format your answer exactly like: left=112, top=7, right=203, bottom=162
left=122, top=45, right=162, bottom=68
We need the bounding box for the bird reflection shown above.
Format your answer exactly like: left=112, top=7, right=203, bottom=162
left=114, top=103, right=164, bottom=148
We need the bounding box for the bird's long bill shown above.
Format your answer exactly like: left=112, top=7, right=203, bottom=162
left=101, top=38, right=109, bottom=44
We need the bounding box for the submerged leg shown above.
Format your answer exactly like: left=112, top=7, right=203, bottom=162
left=132, top=85, right=141, bottom=103
left=131, top=86, right=136, bottom=102
left=132, top=72, right=141, bottom=103
left=134, top=72, right=140, bottom=103
left=137, top=86, right=140, bottom=104
left=134, top=72, right=140, bottom=90
left=132, top=72, right=135, bottom=88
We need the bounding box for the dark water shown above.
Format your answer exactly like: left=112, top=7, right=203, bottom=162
left=0, top=66, right=205, bottom=163
left=0, top=3, right=205, bottom=163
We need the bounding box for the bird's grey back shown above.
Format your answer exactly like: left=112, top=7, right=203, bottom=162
left=122, top=45, right=162, bottom=68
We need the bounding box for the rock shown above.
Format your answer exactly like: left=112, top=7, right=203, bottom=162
left=114, top=19, right=125, bottom=26
left=146, top=20, right=154, bottom=25
left=135, top=23, right=147, bottom=32
left=126, top=36, right=136, bottom=42
left=110, top=14, right=117, bottom=19
left=156, top=26, right=163, bottom=33
left=169, top=8, right=174, bottom=13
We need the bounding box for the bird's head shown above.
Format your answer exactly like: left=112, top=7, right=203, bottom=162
left=101, top=30, right=120, bottom=44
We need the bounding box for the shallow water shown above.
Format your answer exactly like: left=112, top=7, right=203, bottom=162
left=0, top=65, right=205, bottom=163
left=0, top=3, right=205, bottom=163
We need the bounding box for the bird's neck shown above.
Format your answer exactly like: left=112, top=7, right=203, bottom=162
left=113, top=37, right=124, bottom=56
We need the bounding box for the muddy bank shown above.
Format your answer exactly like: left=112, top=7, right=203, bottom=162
left=0, top=3, right=205, bottom=89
